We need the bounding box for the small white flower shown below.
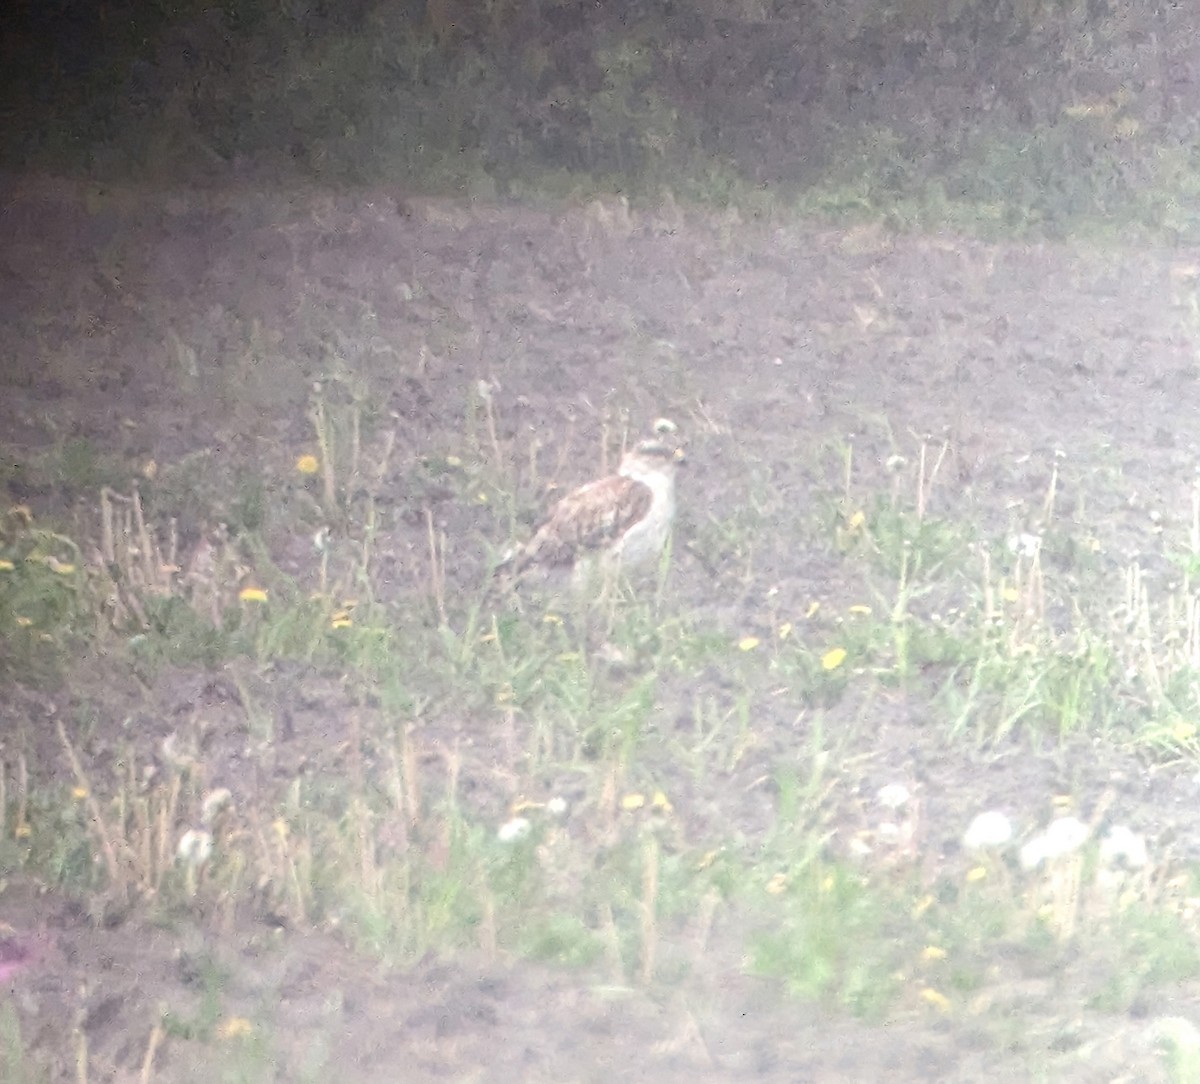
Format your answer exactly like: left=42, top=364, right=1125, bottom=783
left=497, top=817, right=532, bottom=843
left=546, top=796, right=568, bottom=817
left=885, top=455, right=907, bottom=473
left=652, top=417, right=678, bottom=434
left=176, top=829, right=213, bottom=868
left=963, top=810, right=1014, bottom=851
left=1099, top=825, right=1148, bottom=869
left=877, top=783, right=911, bottom=810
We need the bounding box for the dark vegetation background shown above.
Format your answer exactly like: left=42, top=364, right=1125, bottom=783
left=4, top=0, right=1199, bottom=237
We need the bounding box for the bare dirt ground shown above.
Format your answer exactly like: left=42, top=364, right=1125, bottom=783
left=5, top=176, right=1200, bottom=1080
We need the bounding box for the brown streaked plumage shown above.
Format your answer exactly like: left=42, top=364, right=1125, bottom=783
left=505, top=440, right=681, bottom=584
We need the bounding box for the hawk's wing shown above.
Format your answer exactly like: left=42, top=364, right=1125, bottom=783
left=517, top=475, right=652, bottom=569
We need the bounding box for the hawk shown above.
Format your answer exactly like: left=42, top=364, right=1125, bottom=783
left=501, top=439, right=682, bottom=590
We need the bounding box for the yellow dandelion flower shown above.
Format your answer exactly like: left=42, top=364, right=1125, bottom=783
left=805, top=601, right=820, bottom=619
left=620, top=793, right=646, bottom=812
left=0, top=560, right=14, bottom=572
left=217, top=1018, right=254, bottom=1040
left=651, top=790, right=673, bottom=814
left=912, top=894, right=934, bottom=919
left=696, top=849, right=719, bottom=871
left=476, top=492, right=489, bottom=504
left=778, top=622, right=793, bottom=640
left=847, top=510, right=866, bottom=530
left=921, top=945, right=947, bottom=962
left=239, top=587, right=268, bottom=603
left=330, top=612, right=353, bottom=629
left=920, top=987, right=951, bottom=1013
left=542, top=613, right=563, bottom=625
left=14, top=823, right=31, bottom=839
left=766, top=872, right=788, bottom=894
left=847, top=604, right=872, bottom=616
left=820, top=873, right=836, bottom=893
left=821, top=647, right=847, bottom=671
left=1172, top=720, right=1197, bottom=743
left=445, top=455, right=464, bottom=468
left=1002, top=586, right=1020, bottom=603
left=72, top=787, right=88, bottom=800
left=1051, top=794, right=1074, bottom=810
left=966, top=866, right=988, bottom=883
left=272, top=818, right=290, bottom=840
left=738, top=636, right=760, bottom=651
left=295, top=454, right=320, bottom=475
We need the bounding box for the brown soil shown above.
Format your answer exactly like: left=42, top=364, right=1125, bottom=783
left=3, top=176, right=1200, bottom=1081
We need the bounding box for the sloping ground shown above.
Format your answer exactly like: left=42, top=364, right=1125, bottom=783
left=4, top=180, right=1200, bottom=1079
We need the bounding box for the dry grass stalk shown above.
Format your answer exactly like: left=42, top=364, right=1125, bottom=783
left=95, top=486, right=240, bottom=631
left=16, top=754, right=28, bottom=839
left=310, top=392, right=339, bottom=514
left=639, top=834, right=660, bottom=985
left=401, top=723, right=421, bottom=830
left=57, top=720, right=123, bottom=890
left=138, top=1024, right=164, bottom=1084
left=425, top=509, right=447, bottom=625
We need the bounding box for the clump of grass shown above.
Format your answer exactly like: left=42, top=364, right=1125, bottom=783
left=0, top=506, right=88, bottom=681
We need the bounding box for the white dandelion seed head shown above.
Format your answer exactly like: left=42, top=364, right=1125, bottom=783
left=160, top=732, right=196, bottom=770
left=1019, top=838, right=1048, bottom=870
left=497, top=817, right=532, bottom=843
left=876, top=783, right=912, bottom=810
left=878, top=820, right=904, bottom=843
left=1007, top=533, right=1042, bottom=558
left=1099, top=824, right=1148, bottom=869
left=1020, top=816, right=1089, bottom=869
left=201, top=788, right=233, bottom=826
left=963, top=810, right=1015, bottom=852
left=848, top=836, right=873, bottom=859
left=176, top=829, right=213, bottom=869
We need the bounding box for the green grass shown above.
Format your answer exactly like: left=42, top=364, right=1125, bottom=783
left=5, top=427, right=1200, bottom=1080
